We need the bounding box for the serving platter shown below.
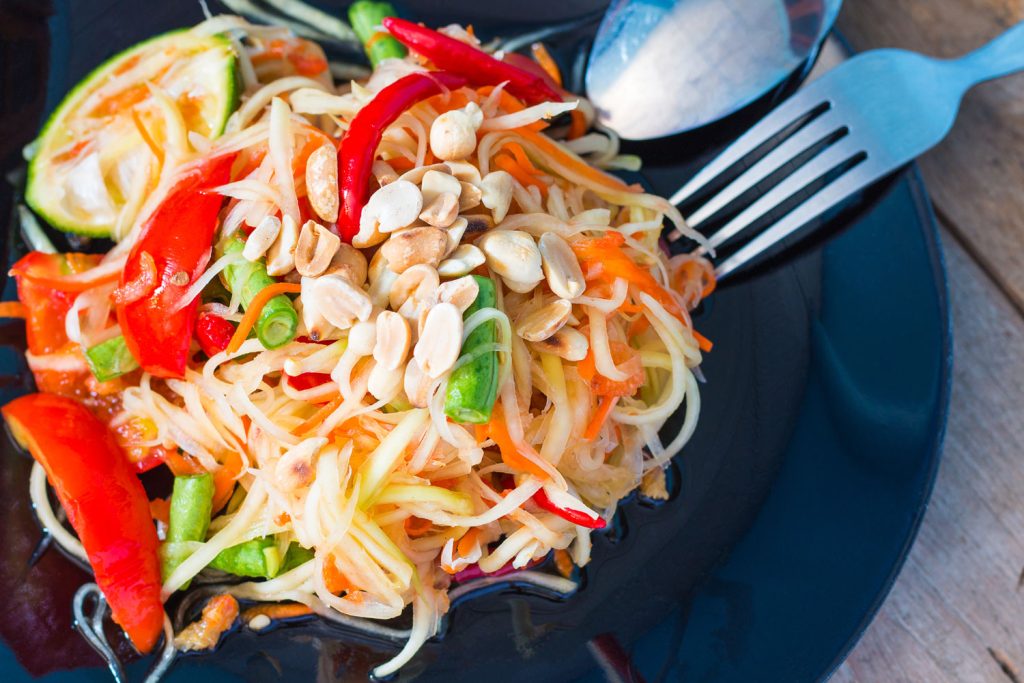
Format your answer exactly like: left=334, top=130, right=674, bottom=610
left=0, top=1, right=950, bottom=681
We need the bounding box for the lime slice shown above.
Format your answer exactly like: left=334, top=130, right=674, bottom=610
left=26, top=30, right=239, bottom=238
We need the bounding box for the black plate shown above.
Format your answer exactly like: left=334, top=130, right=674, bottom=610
left=0, top=1, right=951, bottom=681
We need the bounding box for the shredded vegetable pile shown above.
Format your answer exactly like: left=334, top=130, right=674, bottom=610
left=3, top=8, right=715, bottom=677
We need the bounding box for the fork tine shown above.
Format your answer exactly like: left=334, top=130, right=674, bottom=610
left=668, top=93, right=831, bottom=207
left=713, top=158, right=889, bottom=279
left=686, top=107, right=846, bottom=229
left=703, top=136, right=863, bottom=253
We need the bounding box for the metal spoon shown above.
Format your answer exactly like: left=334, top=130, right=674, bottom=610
left=585, top=0, right=843, bottom=139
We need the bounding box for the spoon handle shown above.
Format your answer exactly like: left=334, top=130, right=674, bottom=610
left=959, top=20, right=1024, bottom=85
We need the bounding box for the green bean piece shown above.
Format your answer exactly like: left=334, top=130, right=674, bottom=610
left=210, top=536, right=278, bottom=578
left=84, top=335, right=140, bottom=382
left=281, top=544, right=315, bottom=573
left=162, top=473, right=215, bottom=586
left=348, top=1, right=406, bottom=66
left=444, top=275, right=500, bottom=424
left=220, top=235, right=298, bottom=349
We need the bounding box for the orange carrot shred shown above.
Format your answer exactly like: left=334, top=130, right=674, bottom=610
left=485, top=409, right=550, bottom=481
left=530, top=42, right=562, bottom=86
left=692, top=329, right=714, bottom=352
left=131, top=110, right=164, bottom=166
left=457, top=528, right=480, bottom=556
left=211, top=450, right=243, bottom=514
left=584, top=396, right=619, bottom=441
left=293, top=394, right=344, bottom=436
left=495, top=153, right=549, bottom=198
left=0, top=302, right=27, bottom=319
left=514, top=128, right=638, bottom=194
left=225, top=282, right=301, bottom=354
left=567, top=109, right=587, bottom=140
left=241, top=603, right=313, bottom=622
left=405, top=516, right=433, bottom=538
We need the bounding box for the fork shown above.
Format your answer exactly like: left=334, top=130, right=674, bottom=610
left=670, top=20, right=1024, bottom=281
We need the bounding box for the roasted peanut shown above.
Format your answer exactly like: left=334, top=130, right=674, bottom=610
left=380, top=226, right=448, bottom=273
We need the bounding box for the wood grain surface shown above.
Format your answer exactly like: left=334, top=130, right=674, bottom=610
left=831, top=2, right=1024, bottom=681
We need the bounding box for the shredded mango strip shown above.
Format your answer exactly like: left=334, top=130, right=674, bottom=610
left=0, top=302, right=27, bottom=319
left=485, top=409, right=549, bottom=480
left=226, top=282, right=302, bottom=354
left=530, top=43, right=562, bottom=86
left=584, top=395, right=619, bottom=441
left=293, top=394, right=344, bottom=436
left=515, top=128, right=638, bottom=194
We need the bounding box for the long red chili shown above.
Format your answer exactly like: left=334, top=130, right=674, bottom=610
left=381, top=18, right=563, bottom=105
left=336, top=71, right=466, bottom=241
left=533, top=488, right=607, bottom=529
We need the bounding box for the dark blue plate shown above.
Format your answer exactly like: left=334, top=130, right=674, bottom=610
left=0, top=1, right=951, bottom=681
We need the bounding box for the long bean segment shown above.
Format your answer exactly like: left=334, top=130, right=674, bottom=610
left=348, top=1, right=406, bottom=66
left=220, top=235, right=298, bottom=349
left=444, top=275, right=499, bottom=424
left=162, top=473, right=215, bottom=586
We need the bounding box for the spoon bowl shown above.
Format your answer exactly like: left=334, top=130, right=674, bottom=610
left=585, top=0, right=842, bottom=140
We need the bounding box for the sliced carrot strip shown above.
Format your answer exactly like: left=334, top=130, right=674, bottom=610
left=293, top=394, right=344, bottom=436
left=692, top=329, right=714, bottom=353
left=241, top=603, right=313, bottom=621
left=530, top=42, right=562, bottom=87
left=0, top=302, right=27, bottom=318
left=323, top=553, right=354, bottom=594
left=457, top=527, right=480, bottom=556
left=515, top=127, right=638, bottom=194
left=486, top=409, right=550, bottom=481
left=405, top=516, right=433, bottom=538
left=225, top=282, right=302, bottom=354
left=131, top=110, right=164, bottom=166
left=495, top=153, right=548, bottom=198
left=211, top=449, right=243, bottom=514
left=584, top=395, right=619, bottom=441
left=502, top=142, right=542, bottom=176
left=567, top=109, right=587, bottom=140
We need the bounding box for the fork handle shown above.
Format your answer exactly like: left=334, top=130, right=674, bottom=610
left=959, top=20, right=1024, bottom=85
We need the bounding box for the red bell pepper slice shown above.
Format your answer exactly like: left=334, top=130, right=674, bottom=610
left=381, top=18, right=563, bottom=105
left=9, top=252, right=102, bottom=354
left=533, top=487, right=606, bottom=529
left=336, top=71, right=466, bottom=241
left=195, top=312, right=236, bottom=357
left=116, top=153, right=236, bottom=378
left=285, top=371, right=332, bottom=391
left=2, top=393, right=164, bottom=653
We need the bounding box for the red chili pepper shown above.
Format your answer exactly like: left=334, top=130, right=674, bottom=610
left=285, top=372, right=332, bottom=391
left=336, top=71, right=466, bottom=241
left=381, top=17, right=563, bottom=105
left=2, top=393, right=164, bottom=653
left=9, top=252, right=102, bottom=354
left=533, top=488, right=606, bottom=529
left=117, top=153, right=236, bottom=378
left=195, top=312, right=236, bottom=357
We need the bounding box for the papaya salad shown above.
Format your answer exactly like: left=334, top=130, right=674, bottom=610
left=1, top=4, right=714, bottom=678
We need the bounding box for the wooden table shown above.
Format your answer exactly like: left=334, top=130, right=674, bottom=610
left=825, top=3, right=1024, bottom=681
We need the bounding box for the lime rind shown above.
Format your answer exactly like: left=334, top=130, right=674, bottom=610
left=26, top=29, right=239, bottom=237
